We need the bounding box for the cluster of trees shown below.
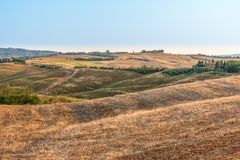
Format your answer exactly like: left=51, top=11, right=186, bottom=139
left=32, top=63, right=62, bottom=69
left=0, top=85, right=40, bottom=105
left=0, top=57, right=26, bottom=64
left=163, top=60, right=215, bottom=76
left=0, top=58, right=13, bottom=63
left=12, top=58, right=26, bottom=64
left=192, top=60, right=240, bottom=73
left=215, top=60, right=240, bottom=73
left=0, top=94, right=40, bottom=105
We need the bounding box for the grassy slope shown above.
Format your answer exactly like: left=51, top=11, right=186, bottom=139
left=56, top=71, right=230, bottom=99
left=0, top=63, right=70, bottom=92
left=49, top=68, right=141, bottom=95
left=0, top=92, right=240, bottom=159
left=0, top=63, right=79, bottom=103
left=102, top=53, right=198, bottom=68
left=0, top=63, right=229, bottom=100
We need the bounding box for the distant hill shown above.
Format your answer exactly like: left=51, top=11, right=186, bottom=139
left=0, top=48, right=59, bottom=58
left=212, top=54, right=240, bottom=58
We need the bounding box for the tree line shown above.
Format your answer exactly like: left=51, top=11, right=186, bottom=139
left=75, top=65, right=162, bottom=74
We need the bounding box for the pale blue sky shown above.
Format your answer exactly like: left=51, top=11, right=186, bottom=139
left=1, top=0, right=240, bottom=54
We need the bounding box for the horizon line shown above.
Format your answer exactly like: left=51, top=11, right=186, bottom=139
left=1, top=44, right=240, bottom=55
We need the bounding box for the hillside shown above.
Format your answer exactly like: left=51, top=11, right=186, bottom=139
left=1, top=96, right=240, bottom=159
left=1, top=76, right=240, bottom=159
left=27, top=53, right=198, bottom=69
left=0, top=63, right=79, bottom=104
left=47, top=68, right=229, bottom=99
left=0, top=48, right=58, bottom=58
left=1, top=63, right=230, bottom=100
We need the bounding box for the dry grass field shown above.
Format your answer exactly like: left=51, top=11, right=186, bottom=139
left=27, top=54, right=105, bottom=68
left=27, top=53, right=198, bottom=69
left=103, top=53, right=198, bottom=68
left=1, top=76, right=240, bottom=159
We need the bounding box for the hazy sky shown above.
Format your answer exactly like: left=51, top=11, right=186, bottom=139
left=1, top=0, right=240, bottom=54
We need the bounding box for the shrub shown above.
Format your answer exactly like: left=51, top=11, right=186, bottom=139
left=0, top=94, right=40, bottom=105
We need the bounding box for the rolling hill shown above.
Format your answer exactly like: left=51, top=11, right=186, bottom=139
left=1, top=76, right=240, bottom=159
left=0, top=48, right=59, bottom=58
left=27, top=53, right=199, bottom=69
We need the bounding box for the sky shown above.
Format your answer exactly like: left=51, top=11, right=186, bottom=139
left=1, top=0, right=240, bottom=54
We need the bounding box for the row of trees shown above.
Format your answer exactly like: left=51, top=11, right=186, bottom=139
left=163, top=67, right=212, bottom=76
left=0, top=57, right=26, bottom=64
left=75, top=65, right=162, bottom=74
left=32, top=63, right=62, bottom=69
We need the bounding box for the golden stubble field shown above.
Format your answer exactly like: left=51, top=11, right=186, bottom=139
left=27, top=53, right=199, bottom=69
left=1, top=76, right=240, bottom=159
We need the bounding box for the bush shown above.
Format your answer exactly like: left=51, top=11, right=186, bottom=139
left=0, top=94, right=40, bottom=105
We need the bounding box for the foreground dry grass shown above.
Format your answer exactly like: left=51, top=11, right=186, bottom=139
left=1, top=96, right=240, bottom=159
left=1, top=76, right=240, bottom=159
